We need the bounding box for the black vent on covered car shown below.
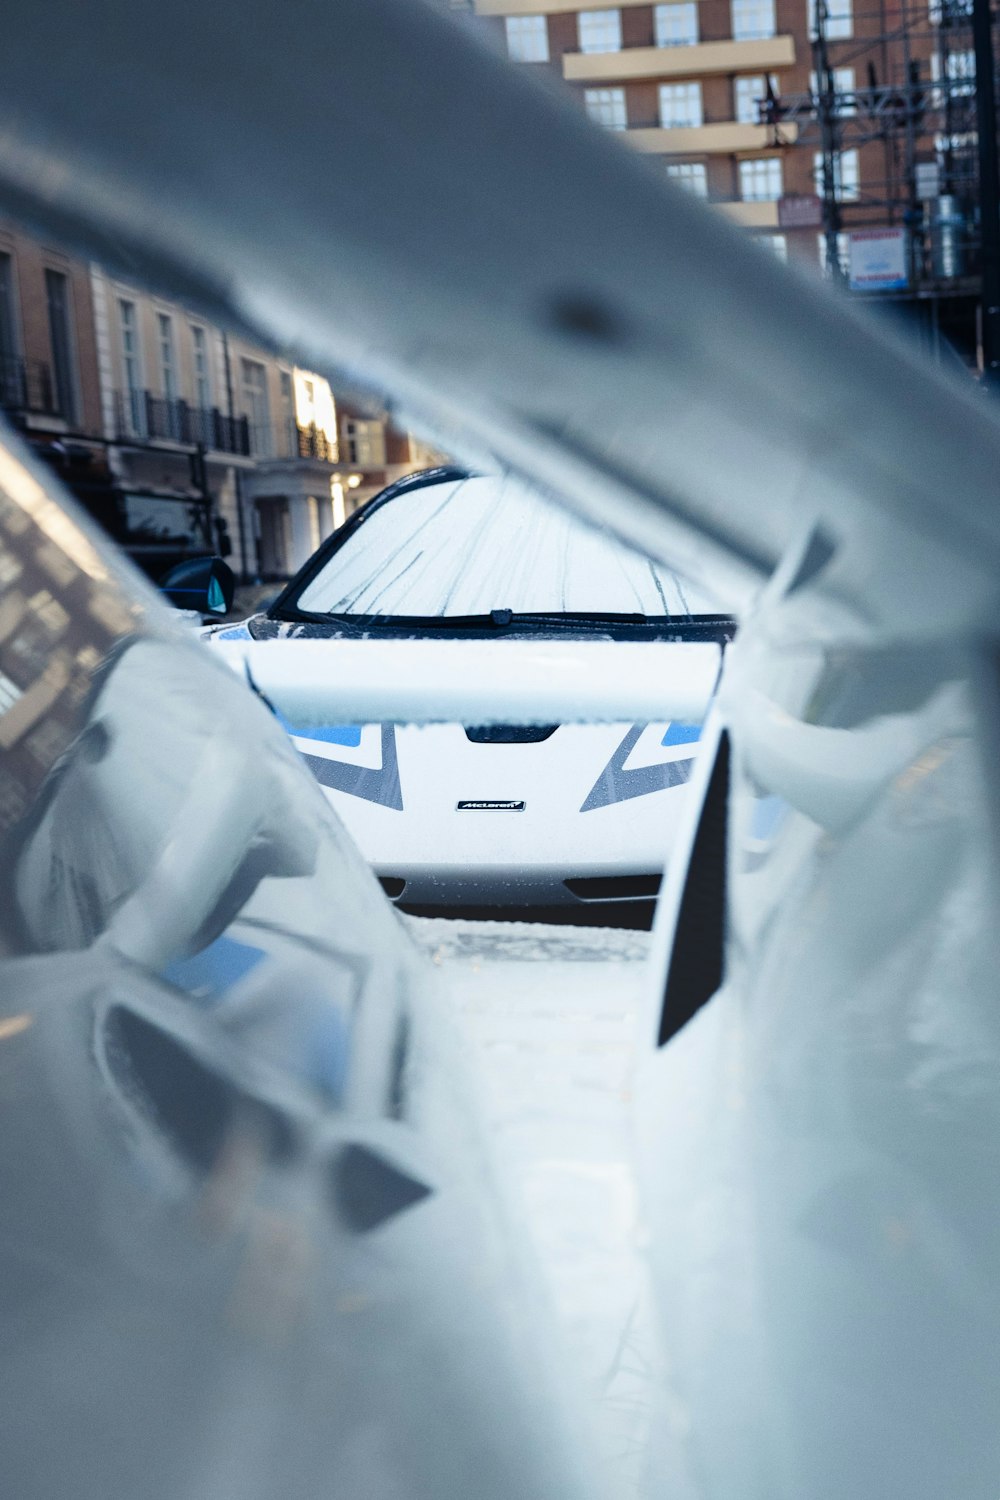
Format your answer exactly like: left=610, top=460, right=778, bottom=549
left=657, top=730, right=730, bottom=1047
left=564, top=874, right=662, bottom=901
left=464, top=725, right=558, bottom=744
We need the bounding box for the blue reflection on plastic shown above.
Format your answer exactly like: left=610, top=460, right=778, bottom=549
left=750, top=793, right=790, bottom=843
left=164, top=934, right=266, bottom=1001
left=276, top=710, right=362, bottom=747
left=661, top=723, right=702, bottom=747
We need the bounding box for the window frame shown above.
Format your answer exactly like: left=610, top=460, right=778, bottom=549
left=653, top=1, right=699, bottom=46
left=813, top=147, right=860, bottom=201
left=738, top=156, right=784, bottom=201
left=578, top=8, right=623, bottom=53
left=156, top=311, right=177, bottom=402
left=734, top=74, right=778, bottom=124
left=665, top=160, right=709, bottom=196
left=732, top=0, right=777, bottom=43
left=504, top=14, right=549, bottom=62
left=584, top=86, right=628, bottom=129
left=658, top=80, right=704, bottom=129
left=807, top=0, right=853, bottom=40
left=190, top=324, right=212, bottom=411
left=44, top=267, right=79, bottom=425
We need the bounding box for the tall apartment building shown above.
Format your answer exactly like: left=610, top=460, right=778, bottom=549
left=473, top=0, right=996, bottom=363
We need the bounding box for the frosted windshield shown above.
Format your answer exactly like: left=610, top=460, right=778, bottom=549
left=297, top=473, right=715, bottom=617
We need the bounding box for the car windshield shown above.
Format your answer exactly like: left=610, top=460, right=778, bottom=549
left=291, top=472, right=719, bottom=620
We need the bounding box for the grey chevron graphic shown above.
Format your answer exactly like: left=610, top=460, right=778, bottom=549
left=580, top=724, right=694, bottom=812
left=302, top=724, right=403, bottom=810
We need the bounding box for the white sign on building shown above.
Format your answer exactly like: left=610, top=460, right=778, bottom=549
left=848, top=228, right=908, bottom=292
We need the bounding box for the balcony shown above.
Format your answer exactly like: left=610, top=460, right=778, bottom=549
left=628, top=120, right=799, bottom=154
left=250, top=420, right=338, bottom=463
left=563, top=35, right=796, bottom=83
left=0, top=355, right=60, bottom=418
left=115, top=391, right=251, bottom=456
left=718, top=200, right=782, bottom=227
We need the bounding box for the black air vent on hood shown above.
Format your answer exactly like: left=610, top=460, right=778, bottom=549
left=464, top=725, right=558, bottom=744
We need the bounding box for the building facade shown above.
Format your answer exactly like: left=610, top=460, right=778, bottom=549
left=474, top=0, right=994, bottom=363
left=0, top=220, right=104, bottom=453
left=0, top=221, right=444, bottom=583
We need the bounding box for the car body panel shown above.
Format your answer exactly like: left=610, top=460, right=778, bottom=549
left=0, top=423, right=599, bottom=1500
left=294, top=720, right=697, bottom=906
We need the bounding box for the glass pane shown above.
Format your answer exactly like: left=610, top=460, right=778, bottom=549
left=45, top=269, right=76, bottom=423
left=0, top=254, right=17, bottom=364
left=297, top=473, right=714, bottom=617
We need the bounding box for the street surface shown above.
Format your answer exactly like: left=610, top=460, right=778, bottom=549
left=406, top=917, right=663, bottom=1499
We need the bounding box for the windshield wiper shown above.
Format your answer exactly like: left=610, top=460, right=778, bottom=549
left=275, top=607, right=659, bottom=629
left=269, top=606, right=736, bottom=640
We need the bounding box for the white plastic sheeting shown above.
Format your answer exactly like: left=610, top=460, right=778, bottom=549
left=216, top=637, right=722, bottom=726
left=406, top=917, right=660, bottom=1500
left=298, top=474, right=720, bottom=618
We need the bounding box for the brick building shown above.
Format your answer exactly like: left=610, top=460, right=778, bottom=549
left=472, top=0, right=992, bottom=361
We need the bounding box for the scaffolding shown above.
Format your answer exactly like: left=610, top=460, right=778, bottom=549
left=760, top=0, right=1000, bottom=367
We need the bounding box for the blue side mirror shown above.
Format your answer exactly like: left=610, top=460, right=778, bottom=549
left=159, top=556, right=236, bottom=617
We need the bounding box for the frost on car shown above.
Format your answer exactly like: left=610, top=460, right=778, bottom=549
left=213, top=469, right=735, bottom=921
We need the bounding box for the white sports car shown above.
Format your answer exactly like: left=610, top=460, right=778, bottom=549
left=210, top=469, right=734, bottom=922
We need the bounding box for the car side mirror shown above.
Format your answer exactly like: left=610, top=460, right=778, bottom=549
left=160, top=556, right=236, bottom=617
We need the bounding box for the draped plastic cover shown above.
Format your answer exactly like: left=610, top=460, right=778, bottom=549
left=298, top=473, right=717, bottom=618
left=1, top=1, right=1000, bottom=1496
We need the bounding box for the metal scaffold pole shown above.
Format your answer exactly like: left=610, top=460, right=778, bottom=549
left=972, top=0, right=1000, bottom=384
left=812, top=0, right=845, bottom=283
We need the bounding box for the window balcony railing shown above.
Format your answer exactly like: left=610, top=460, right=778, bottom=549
left=0, top=355, right=60, bottom=417
left=115, top=389, right=251, bottom=456
left=251, top=419, right=339, bottom=463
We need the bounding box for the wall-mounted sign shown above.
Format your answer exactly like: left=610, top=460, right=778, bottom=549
left=915, top=161, right=941, bottom=200
left=848, top=228, right=908, bottom=291
left=778, top=193, right=822, bottom=228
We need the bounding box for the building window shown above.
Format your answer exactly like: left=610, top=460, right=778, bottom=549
left=732, top=0, right=776, bottom=41
left=504, top=14, right=548, bottom=62
left=190, top=325, right=211, bottom=409
left=813, top=148, right=860, bottom=200
left=279, top=369, right=295, bottom=456
left=654, top=3, right=699, bottom=46
left=739, top=156, right=783, bottom=200
left=809, top=67, right=856, bottom=114
left=659, top=81, right=703, bottom=127
left=0, top=253, right=16, bottom=367
left=344, top=419, right=386, bottom=468
left=44, top=269, right=77, bottom=424
left=156, top=312, right=176, bottom=401
left=930, top=50, right=976, bottom=98
left=665, top=161, right=710, bottom=196
left=242, top=358, right=272, bottom=456
left=758, top=233, right=788, bottom=259
left=666, top=160, right=709, bottom=195
left=930, top=0, right=972, bottom=21
left=807, top=0, right=852, bottom=39
left=817, top=230, right=851, bottom=275
left=578, top=8, right=622, bottom=53
left=584, top=87, right=628, bottom=129
left=119, top=299, right=144, bottom=434
left=735, top=74, right=778, bottom=123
